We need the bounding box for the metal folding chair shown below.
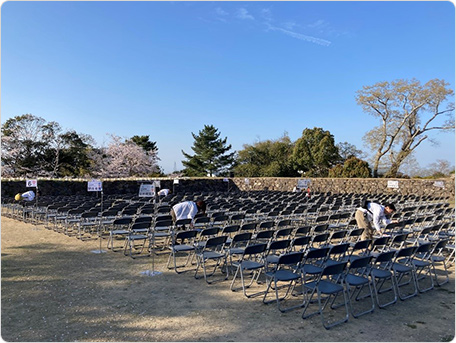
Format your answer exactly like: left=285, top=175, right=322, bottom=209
left=230, top=243, right=268, bottom=298
left=194, top=235, right=229, bottom=284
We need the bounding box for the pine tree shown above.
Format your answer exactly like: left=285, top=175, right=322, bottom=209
left=182, top=125, right=235, bottom=176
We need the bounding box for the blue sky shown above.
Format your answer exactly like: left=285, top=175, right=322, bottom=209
left=2, top=1, right=455, bottom=174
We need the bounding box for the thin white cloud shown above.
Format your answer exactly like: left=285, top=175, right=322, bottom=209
left=260, top=8, right=272, bottom=22
left=268, top=24, right=331, bottom=47
left=308, top=19, right=328, bottom=29
left=237, top=8, right=255, bottom=20
left=215, top=7, right=229, bottom=22
left=215, top=7, right=228, bottom=16
left=283, top=21, right=298, bottom=31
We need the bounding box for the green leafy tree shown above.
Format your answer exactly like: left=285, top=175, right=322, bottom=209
left=356, top=78, right=455, bottom=177
left=234, top=133, right=294, bottom=177
left=329, top=157, right=372, bottom=178
left=182, top=125, right=235, bottom=176
left=292, top=127, right=340, bottom=177
left=130, top=135, right=158, bottom=154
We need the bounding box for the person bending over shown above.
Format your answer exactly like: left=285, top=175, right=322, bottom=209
left=170, top=200, right=206, bottom=227
left=355, top=201, right=397, bottom=240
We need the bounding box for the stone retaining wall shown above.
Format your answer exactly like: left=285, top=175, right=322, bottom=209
left=1, top=177, right=454, bottom=200
left=232, top=177, right=455, bottom=198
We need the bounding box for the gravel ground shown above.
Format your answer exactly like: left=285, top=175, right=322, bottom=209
left=1, top=216, right=455, bottom=342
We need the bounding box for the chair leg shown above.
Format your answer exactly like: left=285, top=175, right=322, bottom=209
left=415, top=265, right=434, bottom=293
left=433, top=260, right=450, bottom=286
left=346, top=282, right=375, bottom=318
left=319, top=289, right=349, bottom=329
left=393, top=269, right=418, bottom=301
left=372, top=275, right=397, bottom=309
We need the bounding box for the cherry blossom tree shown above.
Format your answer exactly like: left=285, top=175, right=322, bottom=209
left=90, top=134, right=161, bottom=178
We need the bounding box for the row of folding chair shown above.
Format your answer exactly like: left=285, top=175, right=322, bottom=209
left=228, top=237, right=451, bottom=329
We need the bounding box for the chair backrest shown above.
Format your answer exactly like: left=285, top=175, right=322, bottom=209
left=313, top=224, right=329, bottom=233
left=295, top=226, right=311, bottom=236
left=311, top=233, right=330, bottom=245
left=256, top=229, right=275, bottom=239
left=275, top=227, right=293, bottom=238
left=231, top=232, right=252, bottom=243
left=348, top=255, right=372, bottom=270
left=328, top=243, right=350, bottom=256
left=305, top=246, right=330, bottom=260
left=175, top=229, right=198, bottom=241
left=277, top=251, right=305, bottom=266
left=322, top=261, right=347, bottom=276
left=353, top=239, right=371, bottom=251
left=155, top=219, right=173, bottom=228
left=292, top=236, right=311, bottom=249
left=371, top=236, right=390, bottom=249
left=240, top=223, right=257, bottom=231
left=205, top=235, right=228, bottom=248
left=175, top=218, right=192, bottom=226
left=414, top=242, right=433, bottom=255
left=390, top=233, right=408, bottom=245
left=268, top=239, right=291, bottom=252
left=395, top=246, right=416, bottom=259
left=113, top=217, right=133, bottom=225
left=277, top=219, right=291, bottom=227
left=131, top=222, right=150, bottom=231
left=347, top=228, right=364, bottom=238
left=194, top=216, right=210, bottom=224
left=244, top=243, right=268, bottom=256
left=374, top=250, right=396, bottom=264
left=156, top=215, right=172, bottom=222
left=230, top=214, right=245, bottom=221
left=222, top=224, right=240, bottom=234
left=212, top=215, right=228, bottom=223
left=259, top=221, right=274, bottom=230
left=432, top=239, right=448, bottom=253
left=199, top=227, right=220, bottom=237
left=134, top=216, right=153, bottom=224
left=330, top=230, right=347, bottom=240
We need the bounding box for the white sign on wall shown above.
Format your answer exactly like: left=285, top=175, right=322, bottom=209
left=26, top=179, right=38, bottom=188
left=297, top=179, right=311, bottom=190
left=387, top=180, right=399, bottom=189
left=88, top=180, right=102, bottom=192
left=433, top=181, right=445, bottom=188
left=173, top=179, right=179, bottom=184
left=139, top=184, right=155, bottom=197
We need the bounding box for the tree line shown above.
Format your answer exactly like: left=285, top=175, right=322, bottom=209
left=2, top=78, right=454, bottom=179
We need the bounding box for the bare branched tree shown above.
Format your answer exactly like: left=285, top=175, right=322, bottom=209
left=356, top=79, right=454, bottom=177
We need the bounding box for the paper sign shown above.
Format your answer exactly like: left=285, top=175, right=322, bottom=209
left=26, top=179, right=38, bottom=188
left=387, top=180, right=399, bottom=189
left=433, top=181, right=445, bottom=188
left=173, top=179, right=179, bottom=184
left=88, top=180, right=103, bottom=192
left=297, top=179, right=311, bottom=189
left=139, top=184, right=155, bottom=197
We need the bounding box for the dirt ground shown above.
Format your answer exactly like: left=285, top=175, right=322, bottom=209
left=1, top=216, right=455, bottom=342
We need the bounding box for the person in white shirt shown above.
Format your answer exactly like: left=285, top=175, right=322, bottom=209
left=355, top=201, right=397, bottom=240
left=15, top=190, right=36, bottom=202
left=170, top=200, right=206, bottom=225
left=158, top=189, right=170, bottom=197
